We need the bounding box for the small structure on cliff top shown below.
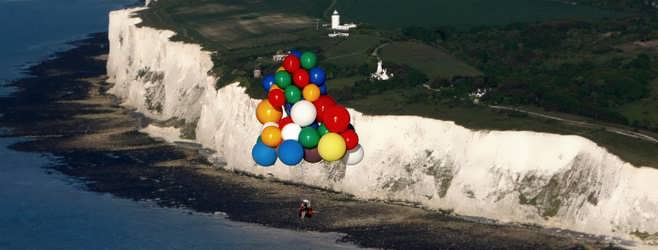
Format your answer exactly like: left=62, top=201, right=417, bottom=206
left=273, top=53, right=287, bottom=62
left=331, top=10, right=357, bottom=31
left=370, top=60, right=393, bottom=81
left=253, top=66, right=262, bottom=79
left=328, top=32, right=350, bottom=38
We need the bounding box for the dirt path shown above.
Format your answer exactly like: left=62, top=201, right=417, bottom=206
left=371, top=42, right=389, bottom=61
left=422, top=83, right=658, bottom=144
left=323, top=0, right=337, bottom=19
left=489, top=105, right=658, bottom=144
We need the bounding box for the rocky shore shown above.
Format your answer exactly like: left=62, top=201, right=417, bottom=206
left=0, top=33, right=624, bottom=249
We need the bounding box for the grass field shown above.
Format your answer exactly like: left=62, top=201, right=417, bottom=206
left=619, top=78, right=658, bottom=129
left=381, top=41, right=482, bottom=79
left=323, top=34, right=383, bottom=66
left=344, top=89, right=658, bottom=168
left=136, top=0, right=657, bottom=168
left=334, top=0, right=621, bottom=29
left=139, top=0, right=331, bottom=50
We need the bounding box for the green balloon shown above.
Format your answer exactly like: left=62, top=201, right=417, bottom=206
left=275, top=71, right=291, bottom=88
left=284, top=85, right=301, bottom=103
left=317, top=124, right=329, bottom=136
left=300, top=52, right=317, bottom=69
left=298, top=127, right=320, bottom=148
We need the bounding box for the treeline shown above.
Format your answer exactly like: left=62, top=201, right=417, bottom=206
left=572, top=0, right=657, bottom=11
left=434, top=15, right=658, bottom=130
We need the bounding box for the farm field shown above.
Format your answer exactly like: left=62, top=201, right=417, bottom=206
left=323, top=34, right=383, bottom=66
left=334, top=0, right=621, bottom=29
left=139, top=0, right=331, bottom=50
left=381, top=41, right=482, bottom=79
left=136, top=0, right=658, bottom=167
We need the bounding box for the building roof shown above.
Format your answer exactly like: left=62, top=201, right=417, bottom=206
left=333, top=10, right=338, bottom=15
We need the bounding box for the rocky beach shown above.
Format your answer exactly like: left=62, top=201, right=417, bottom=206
left=0, top=32, right=627, bottom=249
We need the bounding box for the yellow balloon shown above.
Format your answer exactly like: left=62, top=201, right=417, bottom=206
left=256, top=99, right=282, bottom=124
left=276, top=66, right=286, bottom=72
left=302, top=84, right=321, bottom=102
left=318, top=133, right=346, bottom=161
left=261, top=126, right=282, bottom=147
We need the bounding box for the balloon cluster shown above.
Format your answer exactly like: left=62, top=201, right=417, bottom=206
left=252, top=50, right=364, bottom=167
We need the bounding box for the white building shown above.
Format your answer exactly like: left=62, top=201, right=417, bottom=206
left=469, top=88, right=489, bottom=104
left=328, top=32, right=350, bottom=38
left=370, top=60, right=393, bottom=81
left=272, top=53, right=287, bottom=62
left=331, top=10, right=357, bottom=31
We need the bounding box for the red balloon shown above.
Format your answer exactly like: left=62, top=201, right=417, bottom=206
left=267, top=89, right=286, bottom=108
left=341, top=129, right=359, bottom=150
left=279, top=116, right=293, bottom=129
left=283, top=55, right=300, bottom=73
left=313, top=95, right=336, bottom=122
left=323, top=105, right=350, bottom=133
left=292, top=69, right=310, bottom=88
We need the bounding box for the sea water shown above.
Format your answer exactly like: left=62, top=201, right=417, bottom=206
left=0, top=138, right=360, bottom=250
left=0, top=1, right=361, bottom=249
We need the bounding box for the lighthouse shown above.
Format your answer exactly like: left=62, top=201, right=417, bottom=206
left=327, top=9, right=357, bottom=37
left=370, top=60, right=392, bottom=81
left=331, top=10, right=340, bottom=30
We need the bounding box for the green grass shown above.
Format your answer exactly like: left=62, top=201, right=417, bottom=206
left=328, top=76, right=361, bottom=92
left=619, top=78, right=658, bottom=129
left=335, top=0, right=622, bottom=29
left=323, top=34, right=383, bottom=66
left=381, top=41, right=482, bottom=79
left=344, top=89, right=658, bottom=168
left=136, top=0, right=657, bottom=168
left=139, top=0, right=332, bottom=50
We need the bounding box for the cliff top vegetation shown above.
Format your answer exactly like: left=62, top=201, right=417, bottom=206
left=136, top=0, right=658, bottom=167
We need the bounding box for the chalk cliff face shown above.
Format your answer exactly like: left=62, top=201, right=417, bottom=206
left=107, top=7, right=658, bottom=243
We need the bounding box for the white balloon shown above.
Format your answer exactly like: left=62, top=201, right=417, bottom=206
left=290, top=100, right=317, bottom=127
left=281, top=123, right=302, bottom=141
left=260, top=122, right=278, bottom=133
left=343, top=144, right=364, bottom=165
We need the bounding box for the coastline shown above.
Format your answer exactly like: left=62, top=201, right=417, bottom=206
left=0, top=33, right=625, bottom=249
left=107, top=6, right=658, bottom=242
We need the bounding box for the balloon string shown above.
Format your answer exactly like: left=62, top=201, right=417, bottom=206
left=300, top=165, right=305, bottom=200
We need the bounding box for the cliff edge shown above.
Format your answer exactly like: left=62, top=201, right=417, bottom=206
left=107, top=7, right=658, bottom=244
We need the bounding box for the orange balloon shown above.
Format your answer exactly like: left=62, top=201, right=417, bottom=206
left=261, top=126, right=282, bottom=147
left=302, top=84, right=321, bottom=102
left=276, top=66, right=286, bottom=72
left=270, top=84, right=281, bottom=90
left=256, top=100, right=282, bottom=124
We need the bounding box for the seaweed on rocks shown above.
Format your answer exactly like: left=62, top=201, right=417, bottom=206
left=0, top=33, right=622, bottom=250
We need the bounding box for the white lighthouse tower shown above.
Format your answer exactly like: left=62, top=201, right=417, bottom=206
left=330, top=10, right=357, bottom=31
left=331, top=10, right=341, bottom=30
left=370, top=60, right=392, bottom=80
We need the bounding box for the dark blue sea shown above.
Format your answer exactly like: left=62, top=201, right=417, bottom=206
left=0, top=1, right=360, bottom=249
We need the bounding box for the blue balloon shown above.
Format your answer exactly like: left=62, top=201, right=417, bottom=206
left=319, top=84, right=328, bottom=95
left=278, top=140, right=304, bottom=166
left=309, top=123, right=319, bottom=129
left=348, top=124, right=355, bottom=131
left=252, top=141, right=277, bottom=167
left=262, top=75, right=275, bottom=92
left=290, top=50, right=302, bottom=58
left=284, top=103, right=293, bottom=116
left=309, top=67, right=326, bottom=86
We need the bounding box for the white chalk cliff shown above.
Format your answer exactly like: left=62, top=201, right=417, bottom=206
left=107, top=7, right=658, bottom=245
